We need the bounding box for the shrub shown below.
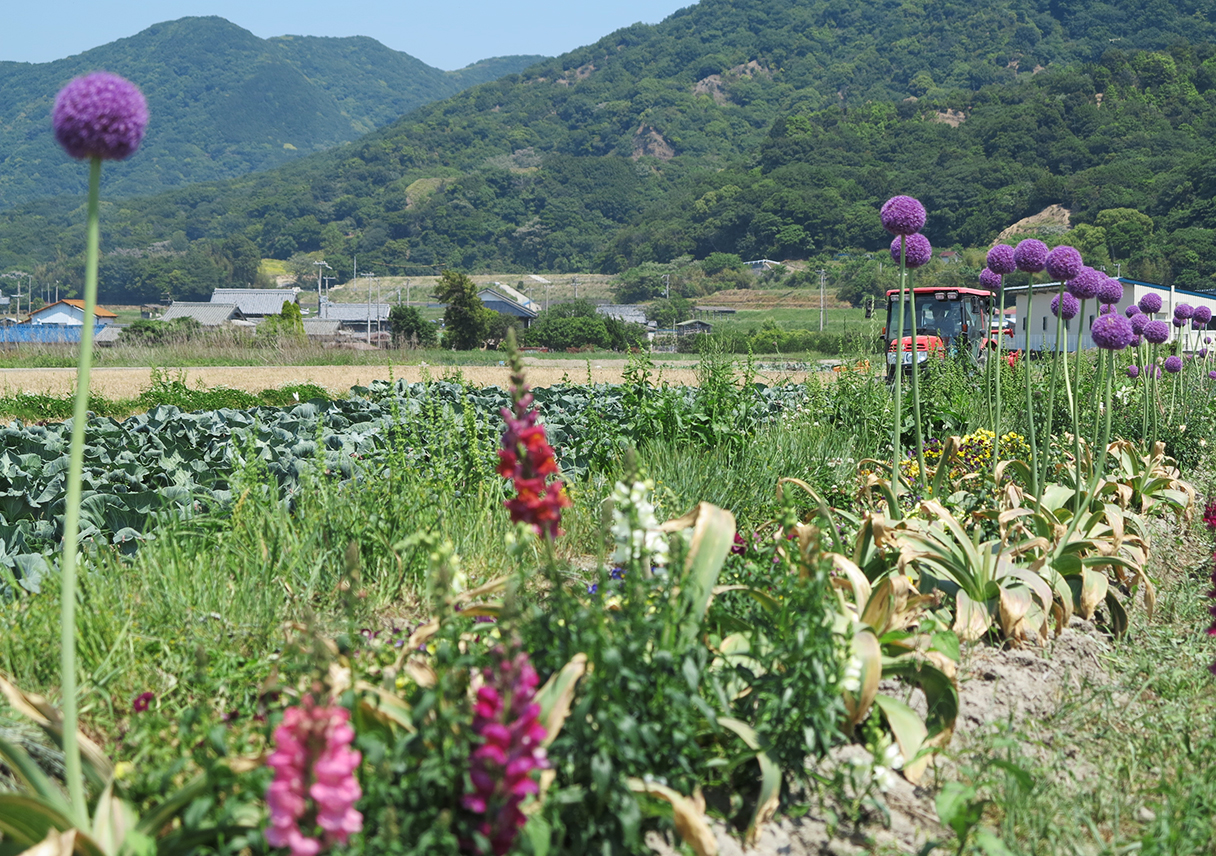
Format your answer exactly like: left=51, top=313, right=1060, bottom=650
left=388, top=304, right=438, bottom=348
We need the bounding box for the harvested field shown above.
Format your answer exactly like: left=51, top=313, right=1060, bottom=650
left=0, top=359, right=819, bottom=398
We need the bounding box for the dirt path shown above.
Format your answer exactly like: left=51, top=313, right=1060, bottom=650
left=0, top=361, right=818, bottom=398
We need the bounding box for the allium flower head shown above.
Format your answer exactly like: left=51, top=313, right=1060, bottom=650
left=1097, top=277, right=1123, bottom=305
left=463, top=650, right=548, bottom=855
left=1127, top=365, right=1140, bottom=379
left=1045, top=245, right=1083, bottom=280
left=1014, top=239, right=1048, bottom=273
left=987, top=244, right=1017, bottom=275
left=890, top=233, right=932, bottom=268
left=1065, top=267, right=1102, bottom=300
left=266, top=699, right=363, bottom=856
left=1143, top=319, right=1170, bottom=344
left=880, top=196, right=927, bottom=236
left=1125, top=304, right=1141, bottom=318
left=1139, top=293, right=1163, bottom=314
left=1209, top=370, right=1216, bottom=380
left=1130, top=313, right=1149, bottom=335
left=1195, top=306, right=1212, bottom=325
left=1051, top=292, right=1079, bottom=320
left=1090, top=313, right=1134, bottom=350
left=1100, top=304, right=1115, bottom=315
left=1175, top=303, right=1195, bottom=321
left=1164, top=355, right=1183, bottom=373
left=1131, top=334, right=1142, bottom=346
left=52, top=72, right=148, bottom=161
left=1173, top=317, right=1186, bottom=328
left=979, top=267, right=1002, bottom=290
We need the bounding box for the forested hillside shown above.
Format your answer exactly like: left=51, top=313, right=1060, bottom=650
left=0, top=16, right=544, bottom=207
left=7, top=0, right=1216, bottom=301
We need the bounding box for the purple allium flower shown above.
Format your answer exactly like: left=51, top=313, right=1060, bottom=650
left=1090, top=313, right=1134, bottom=350
left=1126, top=304, right=1141, bottom=318
left=1097, top=277, right=1123, bottom=305
left=1131, top=313, right=1149, bottom=335
left=987, top=244, right=1017, bottom=275
left=890, top=233, right=932, bottom=268
left=1127, top=365, right=1140, bottom=379
left=1045, top=245, right=1084, bottom=280
left=1173, top=317, right=1186, bottom=328
left=1208, top=337, right=1213, bottom=345
left=1209, top=370, right=1216, bottom=380
left=132, top=691, right=154, bottom=712
left=1066, top=267, right=1102, bottom=300
left=463, top=650, right=548, bottom=856
left=979, top=267, right=1002, bottom=290
left=1051, top=292, right=1080, bottom=320
left=1014, top=239, right=1049, bottom=273
left=1195, top=306, right=1212, bottom=325
left=1144, top=319, right=1170, bottom=344
left=1175, top=303, right=1195, bottom=321
left=1100, top=304, right=1116, bottom=315
left=52, top=72, right=148, bottom=161
left=1202, top=349, right=1210, bottom=358
left=1131, top=334, right=1142, bottom=346
left=1164, top=355, right=1183, bottom=373
left=1195, top=319, right=1208, bottom=330
left=1139, top=293, right=1163, bottom=314
left=880, top=196, right=927, bottom=236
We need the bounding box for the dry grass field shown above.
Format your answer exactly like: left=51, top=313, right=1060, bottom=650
left=0, top=359, right=820, bottom=398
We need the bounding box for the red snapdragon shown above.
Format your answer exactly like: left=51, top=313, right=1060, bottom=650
left=462, top=651, right=549, bottom=855
left=498, top=348, right=569, bottom=538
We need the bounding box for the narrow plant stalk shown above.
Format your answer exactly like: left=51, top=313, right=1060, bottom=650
left=1024, top=281, right=1039, bottom=497
left=58, top=155, right=102, bottom=824
left=1090, top=347, right=1115, bottom=495
left=1039, top=280, right=1068, bottom=496
left=892, top=237, right=907, bottom=495
left=908, top=282, right=927, bottom=493
left=1073, top=299, right=1087, bottom=470
left=992, top=280, right=1004, bottom=476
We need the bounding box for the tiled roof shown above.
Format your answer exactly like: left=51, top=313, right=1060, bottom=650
left=211, top=289, right=298, bottom=316
left=162, top=302, right=246, bottom=326
left=321, top=303, right=391, bottom=322
left=302, top=319, right=342, bottom=336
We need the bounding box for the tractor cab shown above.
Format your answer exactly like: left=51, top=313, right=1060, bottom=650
left=883, top=287, right=994, bottom=381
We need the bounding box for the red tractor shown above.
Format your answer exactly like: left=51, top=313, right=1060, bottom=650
left=882, top=286, right=999, bottom=382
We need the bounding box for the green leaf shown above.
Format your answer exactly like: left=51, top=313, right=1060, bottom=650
left=935, top=781, right=985, bottom=841
left=0, top=737, right=73, bottom=817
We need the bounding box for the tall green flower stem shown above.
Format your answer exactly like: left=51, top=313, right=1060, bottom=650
left=1056, top=344, right=1115, bottom=553
left=907, top=284, right=928, bottom=493
left=1039, top=281, right=1069, bottom=497
left=1073, top=299, right=1087, bottom=472
left=1024, top=282, right=1040, bottom=498
left=57, top=155, right=101, bottom=824
left=891, top=238, right=907, bottom=497
left=992, top=280, right=1004, bottom=477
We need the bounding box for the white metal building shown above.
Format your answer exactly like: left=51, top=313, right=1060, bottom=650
left=1005, top=278, right=1216, bottom=352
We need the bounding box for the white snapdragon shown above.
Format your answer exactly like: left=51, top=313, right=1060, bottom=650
left=610, top=479, right=669, bottom=568
left=840, top=656, right=863, bottom=694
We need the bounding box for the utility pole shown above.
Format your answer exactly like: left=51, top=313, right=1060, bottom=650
left=314, top=260, right=332, bottom=317
left=406, top=278, right=411, bottom=307
left=361, top=271, right=375, bottom=345
left=818, top=269, right=827, bottom=332
left=662, top=274, right=670, bottom=301
left=573, top=276, right=579, bottom=301
left=1115, top=262, right=1122, bottom=278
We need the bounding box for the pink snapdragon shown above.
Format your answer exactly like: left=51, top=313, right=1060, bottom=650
left=462, top=651, right=548, bottom=855
left=266, top=699, right=363, bottom=856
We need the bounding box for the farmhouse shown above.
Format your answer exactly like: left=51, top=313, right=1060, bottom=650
left=161, top=302, right=249, bottom=327
left=210, top=288, right=299, bottom=318
left=27, top=299, right=117, bottom=327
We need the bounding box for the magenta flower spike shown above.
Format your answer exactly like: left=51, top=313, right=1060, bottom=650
left=1045, top=245, right=1083, bottom=280
left=890, top=233, right=932, bottom=268
left=880, top=196, right=927, bottom=235
left=53, top=72, right=148, bottom=161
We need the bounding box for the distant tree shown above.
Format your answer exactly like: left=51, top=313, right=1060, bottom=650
left=434, top=270, right=492, bottom=350
left=389, top=304, right=438, bottom=348
left=257, top=301, right=306, bottom=344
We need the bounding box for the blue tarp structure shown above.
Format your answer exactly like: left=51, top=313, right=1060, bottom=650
left=0, top=324, right=109, bottom=344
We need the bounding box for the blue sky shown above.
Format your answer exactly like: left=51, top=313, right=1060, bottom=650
left=0, top=1, right=692, bottom=69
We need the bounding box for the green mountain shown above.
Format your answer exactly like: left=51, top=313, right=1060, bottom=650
left=7, top=0, right=1216, bottom=299
left=0, top=16, right=545, bottom=207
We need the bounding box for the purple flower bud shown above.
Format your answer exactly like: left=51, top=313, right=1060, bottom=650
left=1201, top=349, right=1209, bottom=358
left=1051, top=292, right=1080, bottom=320
left=1149, top=364, right=1162, bottom=379
left=979, top=268, right=1002, bottom=290
left=1194, top=306, right=1212, bottom=325
left=1144, top=319, right=1170, bottom=344
left=1164, top=355, right=1183, bottom=373
left=891, top=233, right=932, bottom=268
left=1097, top=277, right=1123, bottom=305
left=1139, top=293, right=1163, bottom=314
left=1091, top=313, right=1134, bottom=350
left=1045, top=245, right=1083, bottom=280
left=1127, top=365, right=1140, bottom=379
left=53, top=72, right=148, bottom=161
left=1125, top=304, right=1141, bottom=318
left=1175, top=303, right=1195, bottom=320
left=1209, top=370, right=1216, bottom=380
left=1066, top=267, right=1102, bottom=300
left=1131, top=313, right=1149, bottom=335
left=1208, top=337, right=1214, bottom=345
left=880, top=196, right=927, bottom=236
left=986, top=244, right=1017, bottom=275
left=1014, top=239, right=1049, bottom=273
